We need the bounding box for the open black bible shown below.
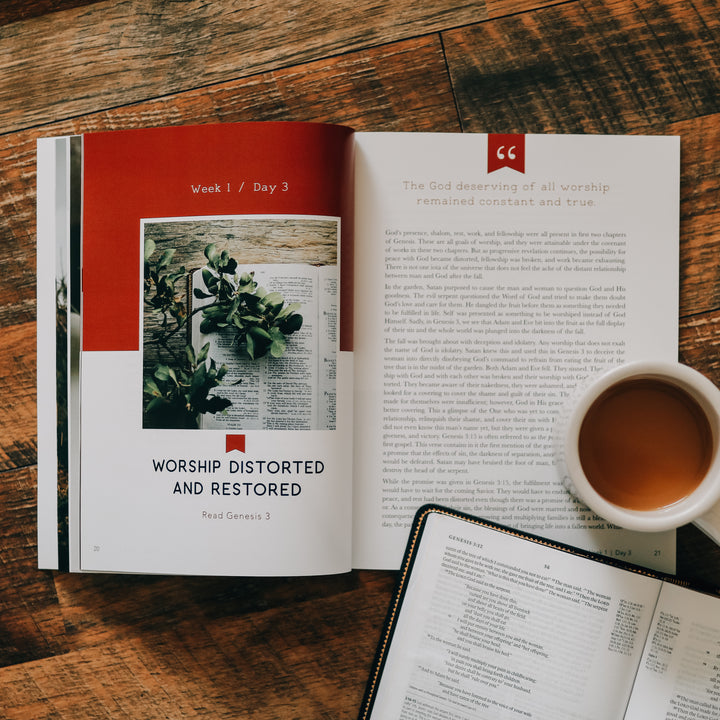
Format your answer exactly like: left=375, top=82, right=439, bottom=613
left=359, top=505, right=720, bottom=720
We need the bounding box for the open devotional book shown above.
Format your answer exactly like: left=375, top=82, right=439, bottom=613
left=38, top=122, right=700, bottom=575
left=359, top=506, right=720, bottom=720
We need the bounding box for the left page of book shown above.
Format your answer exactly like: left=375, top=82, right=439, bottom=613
left=68, top=122, right=354, bottom=575
left=360, top=507, right=664, bottom=720
left=351, top=132, right=679, bottom=572
left=37, top=136, right=82, bottom=571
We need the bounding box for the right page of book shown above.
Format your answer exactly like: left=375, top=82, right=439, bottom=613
left=624, top=582, right=720, bottom=720
left=363, top=509, right=663, bottom=720
left=352, top=133, right=680, bottom=572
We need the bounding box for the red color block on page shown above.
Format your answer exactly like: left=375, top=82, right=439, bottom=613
left=81, top=122, right=354, bottom=352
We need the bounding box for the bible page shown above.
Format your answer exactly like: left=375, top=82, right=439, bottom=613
left=624, top=582, right=720, bottom=720
left=192, top=262, right=338, bottom=431
left=351, top=133, right=679, bottom=571
left=364, top=509, right=662, bottom=720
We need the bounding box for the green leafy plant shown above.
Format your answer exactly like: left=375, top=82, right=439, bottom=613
left=143, top=239, right=186, bottom=328
left=142, top=240, right=304, bottom=428
left=143, top=342, right=232, bottom=429
left=193, top=244, right=303, bottom=360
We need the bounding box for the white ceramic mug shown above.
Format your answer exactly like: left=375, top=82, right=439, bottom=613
left=557, top=361, right=720, bottom=532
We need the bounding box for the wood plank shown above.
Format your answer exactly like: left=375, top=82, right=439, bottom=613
left=488, top=0, right=566, bottom=17
left=0, top=0, right=561, bottom=30
left=0, top=152, right=38, bottom=328
left=670, top=114, right=720, bottom=317
left=680, top=310, right=720, bottom=383
left=444, top=0, right=720, bottom=134
left=0, top=0, right=484, bottom=133
left=0, top=323, right=37, bottom=471
left=0, top=0, right=102, bottom=26
left=0, top=571, right=395, bottom=718
left=0, top=467, right=68, bottom=669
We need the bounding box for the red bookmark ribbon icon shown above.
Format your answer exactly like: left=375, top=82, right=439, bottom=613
left=226, top=434, right=246, bottom=453
left=488, top=134, right=526, bottom=173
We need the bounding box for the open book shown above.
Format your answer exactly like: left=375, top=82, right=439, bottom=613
left=359, top=505, right=720, bottom=720
left=188, top=262, right=338, bottom=431
left=37, top=122, right=689, bottom=576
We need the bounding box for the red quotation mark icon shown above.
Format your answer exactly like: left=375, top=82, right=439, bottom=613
left=487, top=134, right=526, bottom=174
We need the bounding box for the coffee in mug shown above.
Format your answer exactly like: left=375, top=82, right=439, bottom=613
left=558, top=361, right=720, bottom=532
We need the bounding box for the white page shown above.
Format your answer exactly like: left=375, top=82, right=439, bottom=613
left=36, top=137, right=65, bottom=570
left=79, top=215, right=351, bottom=576
left=352, top=133, right=679, bottom=571
left=367, top=510, right=662, bottom=719
left=624, top=582, right=720, bottom=720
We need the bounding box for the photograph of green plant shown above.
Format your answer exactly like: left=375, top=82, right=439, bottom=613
left=141, top=217, right=338, bottom=430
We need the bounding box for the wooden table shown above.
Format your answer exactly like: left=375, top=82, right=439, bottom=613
left=2, top=0, right=720, bottom=716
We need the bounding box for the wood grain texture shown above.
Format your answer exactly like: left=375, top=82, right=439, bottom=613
left=444, top=0, right=720, bottom=134
left=487, top=0, right=566, bottom=16
left=0, top=0, right=555, bottom=29
left=0, top=323, right=37, bottom=471
left=1, top=571, right=395, bottom=718
left=0, top=0, right=485, bottom=133
left=680, top=310, right=720, bottom=383
left=671, top=114, right=720, bottom=317
left=0, top=466, right=68, bottom=670
left=0, top=1, right=102, bottom=27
